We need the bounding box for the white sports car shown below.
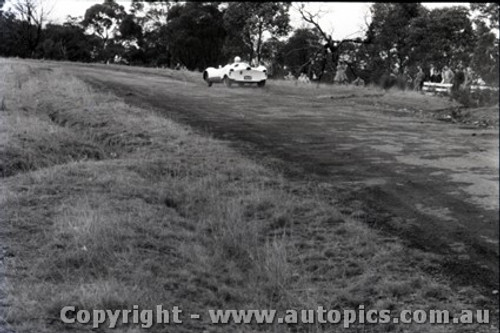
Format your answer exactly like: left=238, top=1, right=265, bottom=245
left=203, top=57, right=267, bottom=88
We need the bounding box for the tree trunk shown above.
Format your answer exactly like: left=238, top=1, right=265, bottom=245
left=317, top=48, right=328, bottom=82
left=256, top=22, right=263, bottom=64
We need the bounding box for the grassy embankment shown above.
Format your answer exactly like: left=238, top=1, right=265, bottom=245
left=0, top=59, right=497, bottom=333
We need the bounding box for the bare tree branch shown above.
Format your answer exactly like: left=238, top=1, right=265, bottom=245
left=293, top=3, right=370, bottom=81
left=12, top=0, right=51, bottom=26
left=9, top=0, right=52, bottom=56
left=293, top=3, right=332, bottom=44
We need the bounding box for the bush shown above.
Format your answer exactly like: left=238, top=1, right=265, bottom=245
left=378, top=73, right=397, bottom=90
left=378, top=73, right=412, bottom=91
left=451, top=87, right=499, bottom=107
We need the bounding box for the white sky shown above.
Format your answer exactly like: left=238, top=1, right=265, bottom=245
left=290, top=2, right=470, bottom=40
left=7, top=1, right=470, bottom=40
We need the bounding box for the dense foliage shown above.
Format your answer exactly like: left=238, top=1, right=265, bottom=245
left=0, top=0, right=498, bottom=89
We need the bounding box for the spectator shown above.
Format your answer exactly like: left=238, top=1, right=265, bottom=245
left=413, top=66, right=425, bottom=91
left=451, top=64, right=465, bottom=92
left=403, top=67, right=413, bottom=89
left=462, top=66, right=474, bottom=89
left=441, top=66, right=455, bottom=84
left=414, top=66, right=425, bottom=92
left=334, top=62, right=348, bottom=84
left=284, top=72, right=295, bottom=80
left=298, top=73, right=311, bottom=84
left=430, top=65, right=442, bottom=83
left=352, top=77, right=365, bottom=86
left=433, top=71, right=442, bottom=83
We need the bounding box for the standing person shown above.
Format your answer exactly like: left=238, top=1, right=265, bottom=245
left=441, top=66, right=455, bottom=84
left=430, top=65, right=436, bottom=81
left=434, top=70, right=442, bottom=83
left=451, top=63, right=465, bottom=93
left=403, top=67, right=412, bottom=89
left=334, top=62, right=348, bottom=84
left=414, top=66, right=425, bottom=92
left=430, top=65, right=441, bottom=83
left=462, top=66, right=474, bottom=89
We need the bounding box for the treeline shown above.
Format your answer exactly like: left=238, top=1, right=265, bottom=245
left=0, top=1, right=498, bottom=86
left=0, top=1, right=292, bottom=69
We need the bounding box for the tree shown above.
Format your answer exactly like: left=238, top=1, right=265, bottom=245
left=470, top=3, right=499, bottom=85
left=470, top=3, right=499, bottom=29
left=471, top=21, right=499, bottom=85
left=127, top=0, right=178, bottom=67
left=223, top=2, right=291, bottom=64
left=38, top=22, right=93, bottom=61
left=259, top=37, right=285, bottom=76
left=363, top=3, right=426, bottom=75
left=119, top=14, right=142, bottom=41
left=6, top=0, right=51, bottom=57
left=118, top=13, right=145, bottom=64
left=82, top=0, right=126, bottom=61
left=132, top=0, right=174, bottom=28
left=0, top=11, right=24, bottom=57
left=165, top=2, right=226, bottom=70
left=82, top=0, right=126, bottom=42
left=280, top=28, right=323, bottom=77
left=408, top=6, right=476, bottom=70
left=295, top=3, right=369, bottom=82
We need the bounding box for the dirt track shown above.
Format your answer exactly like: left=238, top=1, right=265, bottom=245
left=59, top=63, right=498, bottom=291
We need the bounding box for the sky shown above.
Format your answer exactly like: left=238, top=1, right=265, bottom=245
left=6, top=1, right=470, bottom=40
left=289, top=2, right=470, bottom=40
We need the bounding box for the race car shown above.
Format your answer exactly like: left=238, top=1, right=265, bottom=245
left=203, top=56, right=267, bottom=87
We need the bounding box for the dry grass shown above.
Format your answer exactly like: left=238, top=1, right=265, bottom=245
left=0, top=58, right=497, bottom=333
left=0, top=64, right=107, bottom=176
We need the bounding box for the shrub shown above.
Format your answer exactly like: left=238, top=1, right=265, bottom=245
left=451, top=86, right=499, bottom=107
left=377, top=73, right=412, bottom=91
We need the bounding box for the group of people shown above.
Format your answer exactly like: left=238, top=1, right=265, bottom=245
left=297, top=73, right=311, bottom=84
left=432, top=64, right=477, bottom=86
left=283, top=61, right=363, bottom=86
left=409, top=63, right=477, bottom=93
left=284, top=62, right=477, bottom=91
left=334, top=62, right=366, bottom=86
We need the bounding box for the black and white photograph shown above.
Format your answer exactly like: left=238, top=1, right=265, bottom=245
left=0, top=1, right=498, bottom=332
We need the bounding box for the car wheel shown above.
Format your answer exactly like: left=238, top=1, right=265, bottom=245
left=223, top=76, right=232, bottom=88
left=203, top=72, right=213, bottom=87
left=257, top=80, right=266, bottom=87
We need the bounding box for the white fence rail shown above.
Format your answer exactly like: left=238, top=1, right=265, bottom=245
left=423, top=82, right=499, bottom=94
